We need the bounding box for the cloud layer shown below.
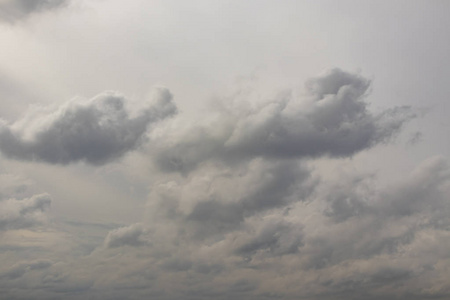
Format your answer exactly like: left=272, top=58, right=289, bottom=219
left=1, top=69, right=445, bottom=300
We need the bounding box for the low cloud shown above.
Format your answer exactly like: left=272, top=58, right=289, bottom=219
left=0, top=88, right=177, bottom=165
left=0, top=0, right=69, bottom=23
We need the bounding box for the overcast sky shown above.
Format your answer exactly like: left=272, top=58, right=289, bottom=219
left=1, top=1, right=450, bottom=299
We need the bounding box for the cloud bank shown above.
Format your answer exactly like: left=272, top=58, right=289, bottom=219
left=2, top=69, right=443, bottom=300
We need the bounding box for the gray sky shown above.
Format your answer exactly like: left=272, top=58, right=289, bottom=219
left=1, top=1, right=450, bottom=299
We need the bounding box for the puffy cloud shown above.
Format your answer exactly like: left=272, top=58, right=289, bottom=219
left=0, top=193, right=51, bottom=230
left=0, top=0, right=69, bottom=23
left=153, top=69, right=415, bottom=173
left=103, top=223, right=147, bottom=248
left=0, top=88, right=177, bottom=165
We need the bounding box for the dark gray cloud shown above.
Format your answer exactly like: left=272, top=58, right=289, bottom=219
left=0, top=88, right=177, bottom=165
left=153, top=69, right=415, bottom=173
left=0, top=0, right=69, bottom=22
left=0, top=193, right=51, bottom=230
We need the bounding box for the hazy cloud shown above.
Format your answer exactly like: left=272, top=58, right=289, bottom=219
left=0, top=193, right=51, bottom=230
left=0, top=88, right=177, bottom=165
left=1, top=259, right=53, bottom=280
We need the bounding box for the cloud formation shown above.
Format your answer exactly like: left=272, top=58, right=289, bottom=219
left=0, top=0, right=69, bottom=22
left=0, top=69, right=441, bottom=300
left=0, top=88, right=177, bottom=165
left=153, top=69, right=415, bottom=173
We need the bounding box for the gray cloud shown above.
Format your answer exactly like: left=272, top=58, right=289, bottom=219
left=149, top=159, right=316, bottom=240
left=0, top=0, right=69, bottom=23
left=103, top=223, right=147, bottom=248
left=1, top=259, right=53, bottom=280
left=0, top=193, right=51, bottom=230
left=324, top=156, right=450, bottom=222
left=153, top=69, right=415, bottom=173
left=0, top=71, right=437, bottom=300
left=234, top=220, right=304, bottom=257
left=297, top=156, right=450, bottom=279
left=5, top=153, right=450, bottom=300
left=0, top=88, right=177, bottom=165
left=185, top=160, right=314, bottom=239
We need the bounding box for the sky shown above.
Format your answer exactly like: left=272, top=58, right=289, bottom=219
left=0, top=0, right=450, bottom=299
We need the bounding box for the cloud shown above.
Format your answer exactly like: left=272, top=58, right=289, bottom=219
left=149, top=159, right=316, bottom=240
left=152, top=69, right=415, bottom=173
left=0, top=193, right=51, bottom=230
left=0, top=0, right=69, bottom=23
left=0, top=70, right=441, bottom=300
left=0, top=88, right=177, bottom=165
left=1, top=259, right=53, bottom=280
left=324, top=156, right=450, bottom=222
left=103, top=223, right=147, bottom=248
left=234, top=220, right=304, bottom=257
left=185, top=160, right=314, bottom=238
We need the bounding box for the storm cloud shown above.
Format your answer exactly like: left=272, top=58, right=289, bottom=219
left=0, top=88, right=177, bottom=165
